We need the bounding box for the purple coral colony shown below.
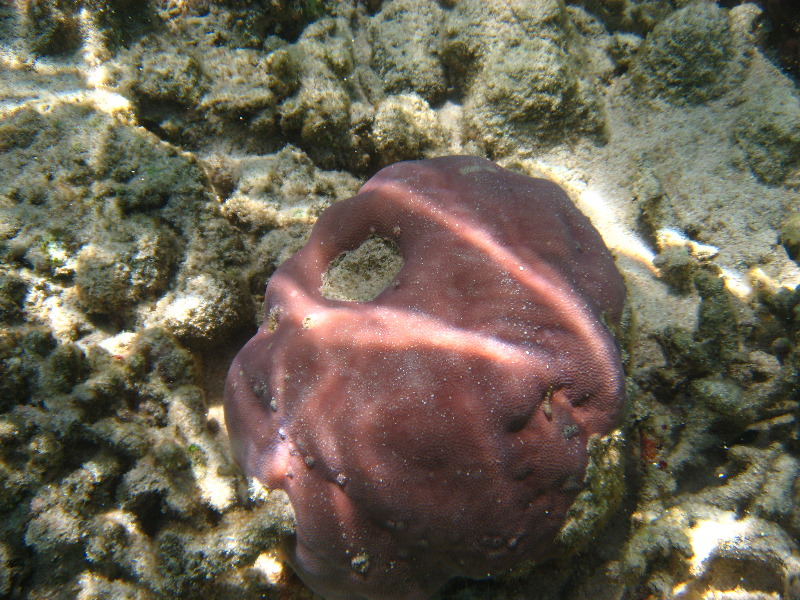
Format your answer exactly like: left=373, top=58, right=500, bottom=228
left=224, top=155, right=626, bottom=599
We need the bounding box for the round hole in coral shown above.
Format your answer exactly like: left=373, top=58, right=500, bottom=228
left=320, top=236, right=403, bottom=302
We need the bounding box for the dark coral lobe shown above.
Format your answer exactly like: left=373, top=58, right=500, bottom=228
left=223, top=155, right=626, bottom=600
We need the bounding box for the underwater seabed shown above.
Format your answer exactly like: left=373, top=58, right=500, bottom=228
left=0, top=1, right=799, bottom=599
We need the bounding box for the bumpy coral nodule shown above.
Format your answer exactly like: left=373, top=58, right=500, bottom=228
left=224, top=155, right=626, bottom=600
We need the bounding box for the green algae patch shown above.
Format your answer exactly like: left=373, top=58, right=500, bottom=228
left=555, top=430, right=626, bottom=553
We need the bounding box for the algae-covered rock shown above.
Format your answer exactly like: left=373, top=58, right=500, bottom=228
left=781, top=211, right=800, bottom=261
left=75, top=216, right=176, bottom=316
left=369, top=0, right=446, bottom=104
left=689, top=376, right=745, bottom=419
left=20, top=0, right=155, bottom=56
left=93, top=124, right=206, bottom=214
left=653, top=245, right=696, bottom=293
left=0, top=105, right=99, bottom=275
left=630, top=2, right=745, bottom=103
left=220, top=145, right=359, bottom=233
left=372, top=93, right=445, bottom=166
left=0, top=316, right=296, bottom=598
left=619, top=504, right=799, bottom=599
left=0, top=272, right=27, bottom=324
left=657, top=325, right=714, bottom=378
left=608, top=31, right=644, bottom=70
left=127, top=328, right=196, bottom=388
left=0, top=542, right=11, bottom=597
left=444, top=0, right=606, bottom=155
left=694, top=267, right=742, bottom=365
left=152, top=496, right=295, bottom=595
left=149, top=271, right=250, bottom=345
left=466, top=36, right=605, bottom=154
left=689, top=369, right=776, bottom=426
left=37, top=342, right=88, bottom=395
left=22, top=0, right=81, bottom=56
left=571, top=0, right=673, bottom=34
left=0, top=103, right=203, bottom=266
left=278, top=18, right=363, bottom=169
left=126, top=38, right=298, bottom=151
left=0, top=330, right=46, bottom=411
left=442, top=0, right=571, bottom=91
left=0, top=101, right=257, bottom=347
left=133, top=49, right=208, bottom=108
left=191, top=0, right=326, bottom=46
left=733, top=80, right=800, bottom=184
left=556, top=430, right=626, bottom=552
left=198, top=46, right=297, bottom=147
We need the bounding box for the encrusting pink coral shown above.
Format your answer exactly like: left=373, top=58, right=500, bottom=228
left=224, top=155, right=626, bottom=599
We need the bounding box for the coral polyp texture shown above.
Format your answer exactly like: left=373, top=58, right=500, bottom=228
left=223, top=155, right=627, bottom=600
